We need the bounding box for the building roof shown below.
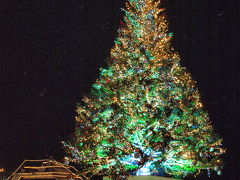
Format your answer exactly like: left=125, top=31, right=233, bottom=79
left=8, top=159, right=85, bottom=180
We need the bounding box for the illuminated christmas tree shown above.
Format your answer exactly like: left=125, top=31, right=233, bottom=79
left=63, top=0, right=225, bottom=178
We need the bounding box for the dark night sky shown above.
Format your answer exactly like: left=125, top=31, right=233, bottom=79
left=0, top=0, right=239, bottom=179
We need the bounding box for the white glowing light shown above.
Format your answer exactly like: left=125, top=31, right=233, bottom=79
left=136, top=162, right=151, bottom=175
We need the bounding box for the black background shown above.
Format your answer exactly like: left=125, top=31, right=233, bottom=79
left=0, top=0, right=239, bottom=179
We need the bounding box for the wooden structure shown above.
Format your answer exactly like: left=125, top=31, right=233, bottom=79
left=8, top=159, right=84, bottom=180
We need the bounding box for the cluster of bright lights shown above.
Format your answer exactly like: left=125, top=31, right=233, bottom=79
left=63, top=0, right=225, bottom=178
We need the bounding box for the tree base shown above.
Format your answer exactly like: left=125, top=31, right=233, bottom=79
left=103, top=176, right=180, bottom=180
